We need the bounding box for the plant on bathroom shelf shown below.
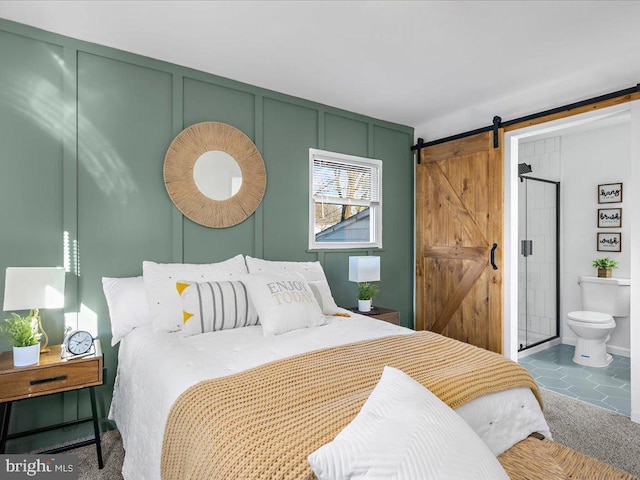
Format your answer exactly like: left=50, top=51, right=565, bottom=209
left=592, top=257, right=619, bottom=278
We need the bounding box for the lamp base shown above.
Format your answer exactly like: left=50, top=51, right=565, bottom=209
left=30, top=308, right=49, bottom=354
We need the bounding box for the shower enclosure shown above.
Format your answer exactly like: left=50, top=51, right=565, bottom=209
left=518, top=171, right=560, bottom=351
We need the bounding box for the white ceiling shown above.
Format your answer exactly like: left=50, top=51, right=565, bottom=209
left=1, top=1, right=640, bottom=140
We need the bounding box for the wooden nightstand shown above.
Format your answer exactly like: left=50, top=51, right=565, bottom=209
left=0, top=340, right=105, bottom=468
left=348, top=307, right=400, bottom=325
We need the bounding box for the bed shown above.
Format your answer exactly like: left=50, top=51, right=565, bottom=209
left=109, top=313, right=550, bottom=480
left=105, top=256, right=634, bottom=479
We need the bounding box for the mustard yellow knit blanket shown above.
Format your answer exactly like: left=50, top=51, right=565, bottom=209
left=161, top=331, right=540, bottom=480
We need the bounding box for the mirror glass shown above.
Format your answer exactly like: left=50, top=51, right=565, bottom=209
left=193, top=150, right=243, bottom=200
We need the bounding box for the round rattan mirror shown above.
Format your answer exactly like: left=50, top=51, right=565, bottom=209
left=164, top=122, right=266, bottom=228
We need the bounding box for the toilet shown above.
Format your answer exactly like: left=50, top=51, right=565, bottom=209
left=567, top=276, right=630, bottom=367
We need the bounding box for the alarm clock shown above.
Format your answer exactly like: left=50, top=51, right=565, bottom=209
left=63, top=330, right=95, bottom=357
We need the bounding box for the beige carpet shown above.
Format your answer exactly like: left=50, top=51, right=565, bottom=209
left=75, top=429, right=124, bottom=480
left=541, top=387, right=640, bottom=477
left=72, top=388, right=640, bottom=479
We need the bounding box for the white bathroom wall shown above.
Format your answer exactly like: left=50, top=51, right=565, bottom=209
left=518, top=137, right=561, bottom=346
left=560, top=122, right=631, bottom=355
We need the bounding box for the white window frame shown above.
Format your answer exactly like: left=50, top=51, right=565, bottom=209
left=308, top=148, right=383, bottom=250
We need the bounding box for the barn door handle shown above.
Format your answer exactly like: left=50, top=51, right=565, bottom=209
left=490, top=243, right=498, bottom=270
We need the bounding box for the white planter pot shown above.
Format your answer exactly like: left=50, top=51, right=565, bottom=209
left=13, top=344, right=40, bottom=367
left=358, top=299, right=372, bottom=312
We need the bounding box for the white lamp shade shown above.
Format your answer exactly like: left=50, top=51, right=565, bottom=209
left=3, top=267, right=66, bottom=311
left=349, top=256, right=380, bottom=283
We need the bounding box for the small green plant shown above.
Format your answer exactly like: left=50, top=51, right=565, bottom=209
left=0, top=313, right=41, bottom=347
left=592, top=257, right=619, bottom=270
left=357, top=282, right=379, bottom=301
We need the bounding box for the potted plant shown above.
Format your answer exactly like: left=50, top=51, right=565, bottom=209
left=357, top=282, right=380, bottom=313
left=592, top=257, right=619, bottom=278
left=0, top=313, right=41, bottom=367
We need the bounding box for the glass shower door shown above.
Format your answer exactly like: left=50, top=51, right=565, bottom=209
left=518, top=177, right=559, bottom=351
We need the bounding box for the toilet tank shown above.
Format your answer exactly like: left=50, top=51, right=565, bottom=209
left=580, top=276, right=631, bottom=316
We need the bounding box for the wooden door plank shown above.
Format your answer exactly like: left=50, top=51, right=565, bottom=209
left=430, top=258, right=487, bottom=333
left=421, top=132, right=492, bottom=163
left=487, top=130, right=504, bottom=352
left=423, top=246, right=487, bottom=260
left=426, top=162, right=489, bottom=247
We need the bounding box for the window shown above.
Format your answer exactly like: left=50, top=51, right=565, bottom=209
left=309, top=148, right=382, bottom=249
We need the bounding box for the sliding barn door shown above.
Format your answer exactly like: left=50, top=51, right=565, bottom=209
left=415, top=131, right=504, bottom=353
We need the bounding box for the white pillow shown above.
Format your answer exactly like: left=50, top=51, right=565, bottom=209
left=308, top=366, right=510, bottom=480
left=240, top=272, right=326, bottom=336
left=102, top=276, right=151, bottom=346
left=245, top=256, right=339, bottom=315
left=307, top=280, right=339, bottom=315
left=179, top=280, right=259, bottom=337
left=143, top=255, right=248, bottom=332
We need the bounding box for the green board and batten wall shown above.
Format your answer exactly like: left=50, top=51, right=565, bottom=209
left=0, top=18, right=414, bottom=450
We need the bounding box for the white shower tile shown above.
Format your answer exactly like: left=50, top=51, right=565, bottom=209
left=545, top=184, right=556, bottom=208
left=529, top=209, right=541, bottom=236
left=547, top=208, right=556, bottom=237
left=535, top=140, right=545, bottom=155
left=537, top=317, right=548, bottom=335
left=519, top=314, right=526, bottom=330
left=534, top=235, right=545, bottom=264
left=535, top=289, right=545, bottom=317
left=540, top=154, right=550, bottom=177
left=545, top=138, right=556, bottom=153
left=531, top=316, right=541, bottom=334
left=546, top=236, right=556, bottom=263
left=549, top=152, right=561, bottom=179
left=548, top=268, right=556, bottom=293
left=545, top=318, right=554, bottom=336
left=545, top=289, right=556, bottom=318
left=545, top=317, right=555, bottom=336
left=537, top=183, right=546, bottom=209
left=540, top=209, right=550, bottom=236
left=525, top=142, right=535, bottom=157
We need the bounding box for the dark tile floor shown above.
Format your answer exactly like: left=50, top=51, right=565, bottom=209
left=519, top=343, right=631, bottom=416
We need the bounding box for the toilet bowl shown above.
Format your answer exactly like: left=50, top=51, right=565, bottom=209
left=566, top=311, right=616, bottom=367
left=566, top=276, right=630, bottom=368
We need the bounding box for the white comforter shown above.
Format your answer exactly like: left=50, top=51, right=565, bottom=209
left=109, top=313, right=550, bottom=480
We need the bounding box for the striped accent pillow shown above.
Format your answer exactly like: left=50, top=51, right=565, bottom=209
left=178, top=280, right=259, bottom=337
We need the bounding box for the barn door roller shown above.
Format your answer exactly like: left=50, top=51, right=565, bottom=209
left=492, top=116, right=502, bottom=149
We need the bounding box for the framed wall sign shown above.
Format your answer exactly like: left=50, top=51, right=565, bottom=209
left=597, top=208, right=622, bottom=228
left=597, top=232, right=621, bottom=252
left=598, top=182, right=623, bottom=204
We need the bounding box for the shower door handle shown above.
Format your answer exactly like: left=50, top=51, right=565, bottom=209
left=490, top=243, right=498, bottom=270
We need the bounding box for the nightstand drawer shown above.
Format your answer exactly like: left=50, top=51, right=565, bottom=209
left=0, top=360, right=101, bottom=401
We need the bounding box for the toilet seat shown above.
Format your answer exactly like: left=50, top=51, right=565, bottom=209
left=567, top=310, right=613, bottom=324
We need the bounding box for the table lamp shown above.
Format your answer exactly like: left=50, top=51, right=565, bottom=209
left=349, top=256, right=380, bottom=313
left=3, top=267, right=66, bottom=353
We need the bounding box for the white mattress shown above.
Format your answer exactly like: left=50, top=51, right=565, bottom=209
left=109, top=312, right=550, bottom=480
